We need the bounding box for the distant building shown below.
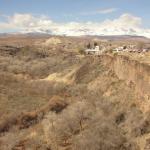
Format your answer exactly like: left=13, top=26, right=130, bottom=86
left=114, top=46, right=124, bottom=52
left=142, top=48, right=149, bottom=52
left=85, top=46, right=105, bottom=55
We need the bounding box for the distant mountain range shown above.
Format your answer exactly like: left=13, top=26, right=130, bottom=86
left=0, top=32, right=149, bottom=42
left=85, top=35, right=149, bottom=41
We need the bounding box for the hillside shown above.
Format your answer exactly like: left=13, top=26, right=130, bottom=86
left=0, top=36, right=150, bottom=150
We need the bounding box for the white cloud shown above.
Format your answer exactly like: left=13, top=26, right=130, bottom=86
left=80, top=8, right=117, bottom=15
left=98, top=8, right=117, bottom=14
left=0, top=13, right=150, bottom=38
left=63, top=8, right=117, bottom=18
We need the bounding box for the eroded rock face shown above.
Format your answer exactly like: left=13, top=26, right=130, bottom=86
left=114, top=56, right=149, bottom=99
left=100, top=54, right=150, bottom=102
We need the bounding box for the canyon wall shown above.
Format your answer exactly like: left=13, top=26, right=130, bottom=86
left=99, top=54, right=150, bottom=100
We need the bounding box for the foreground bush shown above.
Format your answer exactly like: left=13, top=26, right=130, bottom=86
left=42, top=100, right=139, bottom=150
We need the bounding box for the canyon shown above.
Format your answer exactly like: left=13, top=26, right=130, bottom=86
left=0, top=35, right=150, bottom=150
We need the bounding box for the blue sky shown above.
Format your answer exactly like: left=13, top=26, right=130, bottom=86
left=0, top=0, right=150, bottom=37
left=0, top=0, right=149, bottom=24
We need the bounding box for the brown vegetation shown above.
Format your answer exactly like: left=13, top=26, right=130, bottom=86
left=0, top=35, right=150, bottom=150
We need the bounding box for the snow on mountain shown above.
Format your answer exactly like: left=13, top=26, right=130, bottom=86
left=0, top=13, right=150, bottom=38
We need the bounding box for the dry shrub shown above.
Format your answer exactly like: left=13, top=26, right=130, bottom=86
left=49, top=95, right=68, bottom=113
left=42, top=101, right=94, bottom=149
left=0, top=45, right=73, bottom=78
left=0, top=95, right=68, bottom=133
left=78, top=48, right=85, bottom=55
left=0, top=131, right=21, bottom=150
left=72, top=120, right=131, bottom=150
left=0, top=116, right=18, bottom=133
left=131, top=111, right=150, bottom=137
left=42, top=99, right=139, bottom=150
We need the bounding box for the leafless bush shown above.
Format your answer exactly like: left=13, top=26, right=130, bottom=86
left=130, top=110, right=150, bottom=137
left=72, top=120, right=127, bottom=150
left=0, top=132, right=20, bottom=150
left=42, top=98, right=139, bottom=150
left=42, top=101, right=94, bottom=149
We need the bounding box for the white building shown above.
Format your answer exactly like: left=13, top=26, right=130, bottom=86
left=142, top=48, right=149, bottom=52
left=114, top=46, right=124, bottom=52
left=85, top=46, right=104, bottom=55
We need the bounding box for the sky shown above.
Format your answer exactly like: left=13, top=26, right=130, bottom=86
left=0, top=0, right=150, bottom=37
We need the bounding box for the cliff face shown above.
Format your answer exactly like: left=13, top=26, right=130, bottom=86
left=100, top=54, right=150, bottom=101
